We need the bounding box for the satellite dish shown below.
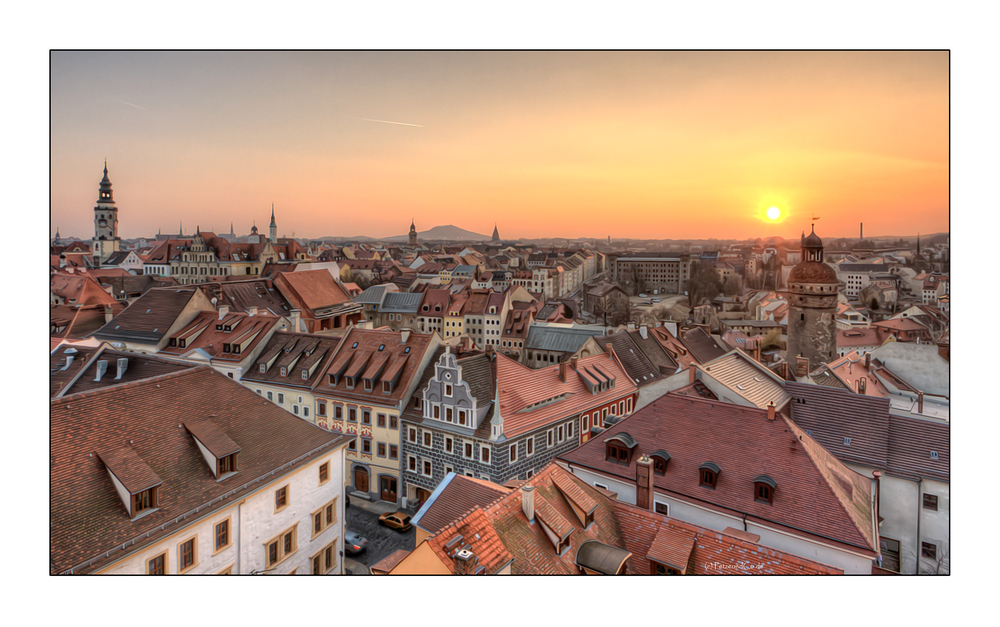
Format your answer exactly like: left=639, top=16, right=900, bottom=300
left=211, top=297, right=218, bottom=305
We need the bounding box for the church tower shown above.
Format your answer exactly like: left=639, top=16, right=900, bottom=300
left=409, top=218, right=418, bottom=246
left=786, top=225, right=839, bottom=375
left=491, top=223, right=500, bottom=242
left=92, top=162, right=121, bottom=266
left=269, top=204, right=278, bottom=242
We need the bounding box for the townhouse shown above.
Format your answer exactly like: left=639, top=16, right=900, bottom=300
left=400, top=347, right=637, bottom=508
left=559, top=393, right=881, bottom=573
left=51, top=366, right=351, bottom=575
left=311, top=328, right=442, bottom=506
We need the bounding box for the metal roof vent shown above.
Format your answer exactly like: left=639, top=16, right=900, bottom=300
left=930, top=451, right=939, bottom=460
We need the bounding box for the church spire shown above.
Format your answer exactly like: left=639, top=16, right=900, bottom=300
left=269, top=204, right=278, bottom=242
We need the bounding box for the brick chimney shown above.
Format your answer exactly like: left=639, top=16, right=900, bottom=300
left=865, top=353, right=871, bottom=369
left=558, top=360, right=568, bottom=382
left=795, top=355, right=809, bottom=378
left=858, top=377, right=867, bottom=394
left=104, top=304, right=114, bottom=323
left=522, top=484, right=535, bottom=522
left=767, top=401, right=776, bottom=421
left=917, top=391, right=924, bottom=413
left=636, top=455, right=653, bottom=510
left=453, top=549, right=479, bottom=575
left=570, top=356, right=579, bottom=371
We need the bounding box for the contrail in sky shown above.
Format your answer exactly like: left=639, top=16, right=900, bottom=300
left=116, top=99, right=147, bottom=111
left=349, top=116, right=423, bottom=127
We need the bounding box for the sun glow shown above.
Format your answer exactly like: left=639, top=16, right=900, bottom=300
left=767, top=206, right=781, bottom=221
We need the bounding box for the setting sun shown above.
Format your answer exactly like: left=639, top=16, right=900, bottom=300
left=767, top=206, right=781, bottom=221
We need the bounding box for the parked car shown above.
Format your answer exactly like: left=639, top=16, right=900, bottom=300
left=639, top=293, right=648, bottom=298
left=344, top=530, right=368, bottom=555
left=378, top=511, right=412, bottom=532
left=652, top=298, right=661, bottom=303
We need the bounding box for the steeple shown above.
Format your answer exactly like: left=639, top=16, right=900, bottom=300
left=97, top=162, right=114, bottom=204
left=492, top=223, right=500, bottom=242
left=269, top=204, right=277, bottom=242
left=409, top=218, right=418, bottom=246
left=179, top=221, right=183, bottom=236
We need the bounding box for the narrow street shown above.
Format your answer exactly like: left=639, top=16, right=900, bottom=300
left=343, top=501, right=416, bottom=574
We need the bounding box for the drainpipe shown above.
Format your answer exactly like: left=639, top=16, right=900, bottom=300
left=914, top=478, right=923, bottom=575
left=742, top=512, right=748, bottom=532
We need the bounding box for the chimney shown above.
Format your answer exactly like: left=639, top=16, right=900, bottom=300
left=688, top=363, right=697, bottom=385
left=249, top=307, right=258, bottom=317
left=60, top=354, right=75, bottom=371
left=570, top=356, right=579, bottom=371
left=865, top=353, right=871, bottom=369
left=795, top=355, right=809, bottom=378
left=917, top=391, right=924, bottom=414
left=639, top=324, right=648, bottom=339
left=521, top=484, right=535, bottom=523
left=104, top=304, right=114, bottom=323
left=767, top=401, right=776, bottom=421
left=401, top=329, right=411, bottom=344
left=94, top=360, right=109, bottom=382
left=59, top=255, right=67, bottom=268
left=217, top=305, right=230, bottom=320
left=559, top=360, right=568, bottom=383
left=636, top=455, right=653, bottom=510
left=114, top=357, right=128, bottom=380
left=858, top=377, right=867, bottom=394
left=627, top=322, right=636, bottom=332
left=453, top=549, right=479, bottom=575
left=290, top=308, right=301, bottom=332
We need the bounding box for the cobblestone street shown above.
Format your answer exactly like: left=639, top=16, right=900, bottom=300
left=343, top=501, right=416, bottom=574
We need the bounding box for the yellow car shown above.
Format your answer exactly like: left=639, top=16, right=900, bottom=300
left=378, top=511, right=412, bottom=532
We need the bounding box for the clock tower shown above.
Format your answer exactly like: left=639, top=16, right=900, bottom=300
left=92, top=162, right=121, bottom=266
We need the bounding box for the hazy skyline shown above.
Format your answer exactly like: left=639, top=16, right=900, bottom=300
left=51, top=51, right=948, bottom=241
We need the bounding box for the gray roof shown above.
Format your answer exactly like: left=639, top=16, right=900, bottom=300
left=381, top=291, right=424, bottom=313
left=525, top=325, right=607, bottom=353
left=452, top=265, right=476, bottom=274
left=600, top=331, right=663, bottom=386
left=354, top=285, right=390, bottom=305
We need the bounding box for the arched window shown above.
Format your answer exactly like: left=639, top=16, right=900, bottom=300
left=699, top=462, right=721, bottom=489
left=753, top=475, right=777, bottom=504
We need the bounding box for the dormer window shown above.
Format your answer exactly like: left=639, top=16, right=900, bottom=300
left=699, top=462, right=721, bottom=489
left=346, top=376, right=355, bottom=389
left=607, top=442, right=630, bottom=464
left=753, top=475, right=777, bottom=504
left=651, top=450, right=670, bottom=475
left=133, top=487, right=158, bottom=515
left=218, top=453, right=238, bottom=476
left=301, top=369, right=309, bottom=380
left=383, top=380, right=392, bottom=393
left=222, top=344, right=231, bottom=353
left=259, top=364, right=266, bottom=374
left=364, top=379, right=373, bottom=391
left=169, top=338, right=177, bottom=347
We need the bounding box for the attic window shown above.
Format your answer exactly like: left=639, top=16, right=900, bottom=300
left=352, top=342, right=359, bottom=349
left=218, top=453, right=238, bottom=476
left=133, top=487, right=159, bottom=515
left=699, top=462, right=720, bottom=489
left=651, top=451, right=670, bottom=475
left=346, top=376, right=355, bottom=389
left=753, top=475, right=777, bottom=504
left=169, top=338, right=177, bottom=347
left=280, top=366, right=287, bottom=377
left=223, top=343, right=231, bottom=353
left=259, top=364, right=266, bottom=374
left=301, top=369, right=309, bottom=380
left=378, top=344, right=385, bottom=351
left=844, top=437, right=852, bottom=446
left=930, top=451, right=939, bottom=460
left=404, top=347, right=411, bottom=354
left=606, top=442, right=631, bottom=465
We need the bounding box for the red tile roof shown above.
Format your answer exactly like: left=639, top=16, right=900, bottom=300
left=159, top=310, right=280, bottom=363
left=559, top=394, right=879, bottom=557
left=274, top=270, right=353, bottom=313
left=412, top=473, right=512, bottom=537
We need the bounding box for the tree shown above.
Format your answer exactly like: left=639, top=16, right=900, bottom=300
left=723, top=275, right=742, bottom=297
left=687, top=262, right=723, bottom=308
left=350, top=272, right=372, bottom=290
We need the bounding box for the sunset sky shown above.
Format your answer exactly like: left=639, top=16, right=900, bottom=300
left=50, top=51, right=949, bottom=241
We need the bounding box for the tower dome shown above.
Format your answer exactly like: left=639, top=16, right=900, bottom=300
left=785, top=224, right=839, bottom=374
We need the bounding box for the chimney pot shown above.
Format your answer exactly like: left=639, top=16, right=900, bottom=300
left=636, top=455, right=654, bottom=510
left=453, top=549, right=479, bottom=575
left=688, top=363, right=697, bottom=385
left=917, top=391, right=924, bottom=413
left=104, top=304, right=114, bottom=324
left=522, top=484, right=535, bottom=522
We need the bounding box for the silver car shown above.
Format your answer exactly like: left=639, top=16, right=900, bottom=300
left=344, top=530, right=368, bottom=555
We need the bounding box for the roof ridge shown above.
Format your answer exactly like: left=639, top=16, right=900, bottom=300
left=781, top=415, right=878, bottom=553
left=52, top=365, right=214, bottom=405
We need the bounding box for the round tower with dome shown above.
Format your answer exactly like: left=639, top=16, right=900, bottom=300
left=785, top=224, right=841, bottom=373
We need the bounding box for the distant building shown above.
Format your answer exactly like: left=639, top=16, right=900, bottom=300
left=92, top=162, right=122, bottom=266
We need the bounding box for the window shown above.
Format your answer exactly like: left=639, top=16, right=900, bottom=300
left=389, top=415, right=398, bottom=430
left=880, top=537, right=901, bottom=572
left=700, top=468, right=718, bottom=489
left=652, top=456, right=668, bottom=475
left=362, top=410, right=371, bottom=425
left=267, top=391, right=273, bottom=401
left=378, top=442, right=386, bottom=457
left=280, top=366, right=287, bottom=377
left=317, top=402, right=326, bottom=416
left=147, top=551, right=167, bottom=575
left=178, top=536, right=198, bottom=573
left=654, top=563, right=681, bottom=575
left=606, top=443, right=630, bottom=465
left=362, top=439, right=372, bottom=454
left=583, top=414, right=590, bottom=432
left=755, top=483, right=773, bottom=504
left=377, top=413, right=386, bottom=428
left=458, top=409, right=466, bottom=425
left=923, top=494, right=939, bottom=511
left=445, top=436, right=454, bottom=454
left=303, top=406, right=310, bottom=418
left=445, top=384, right=453, bottom=397
left=557, top=425, right=565, bottom=443
left=277, top=393, right=284, bottom=405
left=464, top=442, right=474, bottom=459
left=526, top=437, right=534, bottom=456
left=407, top=427, right=417, bottom=443
left=434, top=405, right=441, bottom=419
left=481, top=446, right=490, bottom=465
left=389, top=444, right=398, bottom=460
left=423, top=431, right=432, bottom=447
left=217, top=564, right=233, bottom=575
left=446, top=407, right=453, bottom=422
left=132, top=487, right=158, bottom=516
left=408, top=456, right=417, bottom=472
left=510, top=443, right=518, bottom=462
left=921, top=542, right=937, bottom=560
left=654, top=502, right=669, bottom=516
left=335, top=405, right=343, bottom=420
left=214, top=519, right=231, bottom=553
left=423, top=460, right=433, bottom=477
left=275, top=485, right=289, bottom=512
left=349, top=408, right=357, bottom=422
left=265, top=526, right=298, bottom=569
left=311, top=498, right=338, bottom=539
left=293, top=405, right=300, bottom=415
left=547, top=430, right=553, bottom=447
left=364, top=379, right=373, bottom=391
left=319, top=462, right=330, bottom=485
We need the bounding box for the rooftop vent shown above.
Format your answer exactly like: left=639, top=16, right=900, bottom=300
left=94, top=360, right=109, bottom=382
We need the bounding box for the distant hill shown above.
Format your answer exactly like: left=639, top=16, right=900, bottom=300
left=385, top=225, right=491, bottom=242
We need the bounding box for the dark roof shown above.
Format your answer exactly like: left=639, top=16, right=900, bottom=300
left=575, top=540, right=631, bottom=574
left=629, top=329, right=679, bottom=375
left=599, top=332, right=663, bottom=387
left=558, top=394, right=878, bottom=556
left=679, top=327, right=727, bottom=363
left=51, top=367, right=351, bottom=574
left=50, top=344, right=196, bottom=398
left=92, top=287, right=199, bottom=343
left=242, top=332, right=343, bottom=388
left=788, top=261, right=839, bottom=284
left=786, top=381, right=890, bottom=468
left=412, top=473, right=511, bottom=537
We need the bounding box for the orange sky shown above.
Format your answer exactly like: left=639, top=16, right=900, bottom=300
left=50, top=51, right=948, bottom=241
